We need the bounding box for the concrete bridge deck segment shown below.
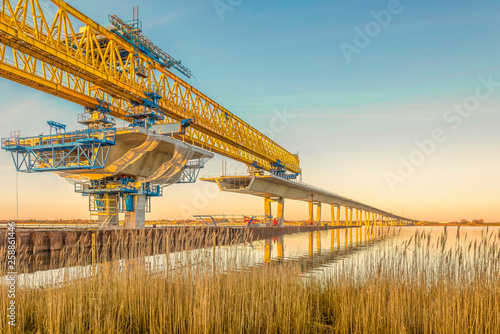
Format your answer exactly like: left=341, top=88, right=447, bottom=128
left=201, top=175, right=417, bottom=227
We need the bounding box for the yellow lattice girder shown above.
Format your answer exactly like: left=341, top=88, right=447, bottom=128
left=0, top=0, right=301, bottom=173
left=0, top=41, right=274, bottom=170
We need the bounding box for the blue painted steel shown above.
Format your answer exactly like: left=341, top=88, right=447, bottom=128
left=1, top=128, right=116, bottom=172
left=108, top=13, right=192, bottom=78
left=123, top=193, right=134, bottom=212
left=271, top=160, right=284, bottom=169
left=251, top=161, right=263, bottom=170
left=245, top=217, right=256, bottom=228
left=95, top=99, right=111, bottom=114
left=47, top=121, right=66, bottom=134
left=140, top=182, right=162, bottom=197
left=181, top=118, right=193, bottom=128
left=193, top=215, right=218, bottom=227
left=78, top=178, right=163, bottom=214
left=177, top=159, right=208, bottom=184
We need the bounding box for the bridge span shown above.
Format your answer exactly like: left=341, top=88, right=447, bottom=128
left=202, top=175, right=417, bottom=227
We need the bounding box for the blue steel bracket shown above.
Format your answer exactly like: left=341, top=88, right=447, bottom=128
left=95, top=100, right=111, bottom=114
left=140, top=182, right=163, bottom=197
left=269, top=159, right=299, bottom=179
left=119, top=193, right=135, bottom=212
left=47, top=121, right=66, bottom=134
left=181, top=118, right=193, bottom=128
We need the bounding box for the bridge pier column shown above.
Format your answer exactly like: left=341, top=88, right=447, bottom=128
left=348, top=207, right=353, bottom=245
left=264, top=197, right=284, bottom=227
left=264, top=197, right=273, bottom=219
left=345, top=207, right=352, bottom=226
left=308, top=202, right=314, bottom=223
left=276, top=197, right=284, bottom=227
left=336, top=205, right=341, bottom=226
left=308, top=201, right=321, bottom=225
left=331, top=205, right=335, bottom=226
left=365, top=212, right=369, bottom=241
left=331, top=205, right=339, bottom=226
left=124, top=194, right=147, bottom=229
left=355, top=209, right=359, bottom=244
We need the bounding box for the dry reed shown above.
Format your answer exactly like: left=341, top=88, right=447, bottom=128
left=1, top=227, right=499, bottom=333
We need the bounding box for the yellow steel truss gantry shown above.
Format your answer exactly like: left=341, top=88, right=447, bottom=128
left=0, top=0, right=301, bottom=173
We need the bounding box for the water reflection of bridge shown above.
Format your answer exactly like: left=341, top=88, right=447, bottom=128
left=262, top=227, right=397, bottom=272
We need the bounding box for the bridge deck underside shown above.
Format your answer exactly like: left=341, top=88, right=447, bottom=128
left=202, top=175, right=414, bottom=221
left=59, top=127, right=213, bottom=181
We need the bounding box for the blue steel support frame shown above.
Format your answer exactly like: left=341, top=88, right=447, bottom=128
left=1, top=128, right=116, bottom=172
left=177, top=158, right=209, bottom=184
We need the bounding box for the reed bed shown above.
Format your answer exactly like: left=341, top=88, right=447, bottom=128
left=1, top=227, right=500, bottom=333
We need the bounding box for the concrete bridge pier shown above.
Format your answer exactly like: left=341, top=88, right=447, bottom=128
left=124, top=194, right=147, bottom=229
left=264, top=197, right=285, bottom=227
left=330, top=205, right=340, bottom=226
left=308, top=202, right=322, bottom=224
left=276, top=198, right=284, bottom=227
left=265, top=197, right=273, bottom=220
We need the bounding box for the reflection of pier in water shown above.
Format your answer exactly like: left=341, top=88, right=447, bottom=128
left=262, top=227, right=397, bottom=273
left=4, top=225, right=338, bottom=274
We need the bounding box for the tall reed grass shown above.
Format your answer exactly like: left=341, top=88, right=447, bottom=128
left=1, top=227, right=499, bottom=333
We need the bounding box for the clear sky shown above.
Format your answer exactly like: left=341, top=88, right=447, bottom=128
left=0, top=0, right=499, bottom=222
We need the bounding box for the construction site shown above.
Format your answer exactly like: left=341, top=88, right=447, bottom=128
left=0, top=0, right=416, bottom=232
left=3, top=1, right=500, bottom=333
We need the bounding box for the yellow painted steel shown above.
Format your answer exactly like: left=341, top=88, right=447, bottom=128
left=264, top=198, right=272, bottom=218
left=365, top=213, right=369, bottom=242
left=336, top=228, right=340, bottom=249
left=277, top=236, right=284, bottom=260
left=308, top=232, right=313, bottom=257
left=344, top=206, right=348, bottom=227
left=308, top=202, right=314, bottom=223
left=371, top=212, right=375, bottom=240
left=347, top=208, right=352, bottom=246
left=264, top=239, right=272, bottom=263
left=330, top=205, right=335, bottom=226
left=355, top=209, right=359, bottom=244
left=0, top=0, right=301, bottom=173
left=359, top=210, right=363, bottom=243
left=336, top=205, right=341, bottom=226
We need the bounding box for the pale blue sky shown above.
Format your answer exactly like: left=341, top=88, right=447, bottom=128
left=0, top=0, right=499, bottom=222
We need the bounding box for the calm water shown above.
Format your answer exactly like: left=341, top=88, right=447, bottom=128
left=5, top=226, right=500, bottom=288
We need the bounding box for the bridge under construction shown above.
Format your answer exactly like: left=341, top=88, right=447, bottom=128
left=0, top=0, right=418, bottom=228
